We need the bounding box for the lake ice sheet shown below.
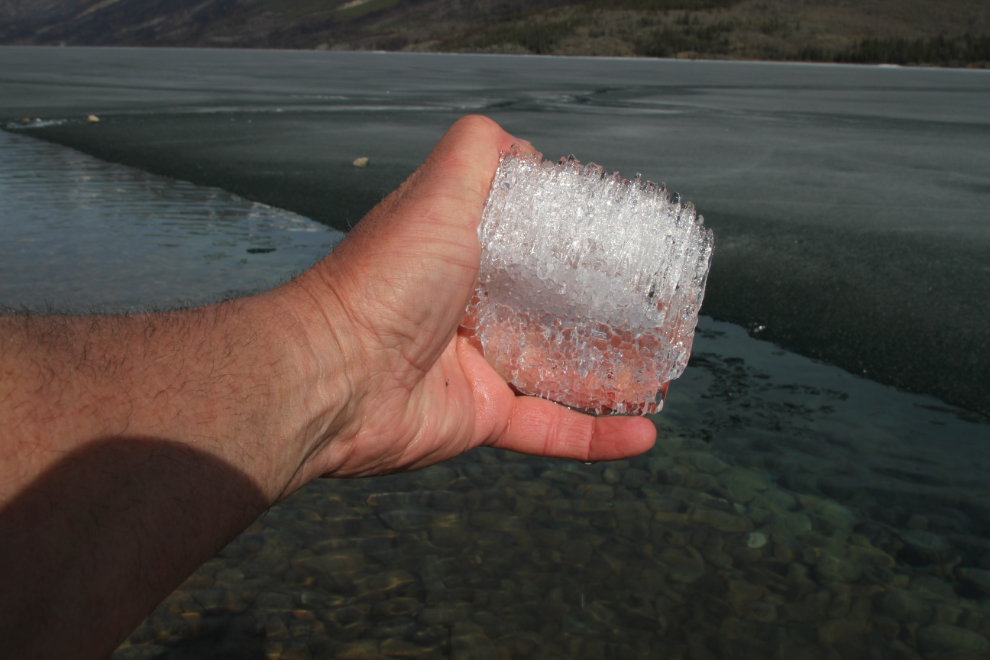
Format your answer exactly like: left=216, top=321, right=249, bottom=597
left=5, top=47, right=986, bottom=414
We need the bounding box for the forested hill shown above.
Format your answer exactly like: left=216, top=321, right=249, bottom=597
left=1, top=0, right=988, bottom=67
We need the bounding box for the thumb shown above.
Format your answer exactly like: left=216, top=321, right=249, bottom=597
left=315, top=116, right=530, bottom=371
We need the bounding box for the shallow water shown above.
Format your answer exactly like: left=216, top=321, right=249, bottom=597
left=1, top=48, right=989, bottom=660
left=112, top=318, right=990, bottom=660
left=0, top=129, right=342, bottom=311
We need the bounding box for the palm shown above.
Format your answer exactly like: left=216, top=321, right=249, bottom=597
left=301, top=116, right=657, bottom=480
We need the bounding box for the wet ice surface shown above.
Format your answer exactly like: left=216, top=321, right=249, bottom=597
left=0, top=129, right=343, bottom=312
left=4, top=48, right=986, bottom=413
left=468, top=151, right=712, bottom=415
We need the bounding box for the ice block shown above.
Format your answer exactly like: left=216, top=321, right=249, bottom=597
left=463, top=149, right=713, bottom=415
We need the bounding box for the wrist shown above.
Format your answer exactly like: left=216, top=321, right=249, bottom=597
left=256, top=264, right=368, bottom=496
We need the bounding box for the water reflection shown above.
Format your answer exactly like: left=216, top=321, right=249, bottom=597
left=0, top=129, right=343, bottom=312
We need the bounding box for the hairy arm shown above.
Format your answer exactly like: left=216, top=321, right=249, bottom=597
left=0, top=115, right=656, bottom=659
left=0, top=296, right=345, bottom=658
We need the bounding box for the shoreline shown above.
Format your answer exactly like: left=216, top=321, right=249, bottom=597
left=4, top=43, right=990, bottom=71
left=2, top=48, right=988, bottom=418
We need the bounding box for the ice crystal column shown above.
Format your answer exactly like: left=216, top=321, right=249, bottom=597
left=464, top=150, right=713, bottom=415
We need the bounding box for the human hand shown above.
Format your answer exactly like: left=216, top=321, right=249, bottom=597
left=276, top=115, right=657, bottom=488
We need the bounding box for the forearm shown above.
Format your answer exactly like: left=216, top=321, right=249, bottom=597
left=0, top=292, right=339, bottom=658
left=2, top=297, right=296, bottom=493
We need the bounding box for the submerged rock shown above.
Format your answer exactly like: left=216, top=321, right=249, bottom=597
left=958, top=567, right=990, bottom=594
left=912, top=574, right=957, bottom=601
left=418, top=605, right=469, bottom=626
left=334, top=639, right=380, bottom=660
left=814, top=554, right=863, bottom=584
left=899, top=529, right=955, bottom=564
left=378, top=508, right=433, bottom=531
left=110, top=645, right=168, bottom=660
left=917, top=624, right=990, bottom=653
left=744, top=532, right=767, bottom=549
left=878, top=590, right=935, bottom=624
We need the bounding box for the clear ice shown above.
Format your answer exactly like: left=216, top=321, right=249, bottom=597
left=463, top=150, right=714, bottom=415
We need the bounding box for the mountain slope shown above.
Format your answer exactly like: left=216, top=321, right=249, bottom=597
left=1, top=0, right=988, bottom=66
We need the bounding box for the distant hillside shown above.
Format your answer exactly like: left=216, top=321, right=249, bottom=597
left=1, top=0, right=988, bottom=67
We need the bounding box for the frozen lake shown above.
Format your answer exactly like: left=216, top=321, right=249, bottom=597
left=2, top=47, right=987, bottom=415
left=1, top=48, right=988, bottom=660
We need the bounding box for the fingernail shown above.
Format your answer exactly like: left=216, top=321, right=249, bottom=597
left=510, top=139, right=538, bottom=154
